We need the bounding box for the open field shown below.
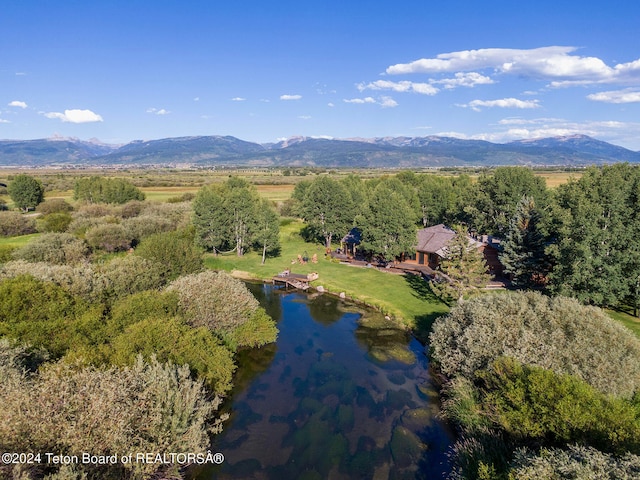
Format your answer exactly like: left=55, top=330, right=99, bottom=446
left=534, top=171, right=582, bottom=187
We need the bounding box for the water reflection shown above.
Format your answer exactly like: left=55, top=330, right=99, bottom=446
left=206, top=286, right=452, bottom=479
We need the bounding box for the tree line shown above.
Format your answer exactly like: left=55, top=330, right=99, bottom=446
left=279, top=164, right=640, bottom=314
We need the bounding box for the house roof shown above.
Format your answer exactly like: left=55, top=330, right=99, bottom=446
left=416, top=224, right=485, bottom=258
left=342, top=227, right=362, bottom=245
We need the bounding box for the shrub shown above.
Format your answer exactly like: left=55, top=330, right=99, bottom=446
left=36, top=198, right=74, bottom=215
left=0, top=260, right=98, bottom=300
left=509, top=445, right=640, bottom=479
left=121, top=214, right=175, bottom=244
left=12, top=233, right=89, bottom=265
left=117, top=199, right=145, bottom=218
left=84, top=223, right=131, bottom=252
left=0, top=352, right=224, bottom=479
left=168, top=270, right=260, bottom=334
left=36, top=211, right=73, bottom=232
left=96, top=255, right=164, bottom=301
left=73, top=203, right=117, bottom=219
left=135, top=229, right=203, bottom=281
left=0, top=245, right=17, bottom=263
left=429, top=291, right=640, bottom=398
left=141, top=201, right=192, bottom=229
left=107, top=290, right=181, bottom=333
left=0, top=275, right=91, bottom=357
left=225, top=307, right=279, bottom=349
left=66, top=214, right=117, bottom=236
left=107, top=316, right=236, bottom=395
left=0, top=211, right=37, bottom=236
left=469, top=358, right=640, bottom=454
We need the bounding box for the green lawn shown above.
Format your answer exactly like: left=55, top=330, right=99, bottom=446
left=606, top=309, right=640, bottom=338
left=205, top=220, right=448, bottom=339
left=0, top=233, right=41, bottom=247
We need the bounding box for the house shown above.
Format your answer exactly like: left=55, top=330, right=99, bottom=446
left=411, top=224, right=503, bottom=276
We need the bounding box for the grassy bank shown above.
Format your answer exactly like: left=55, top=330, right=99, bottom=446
left=205, top=220, right=448, bottom=340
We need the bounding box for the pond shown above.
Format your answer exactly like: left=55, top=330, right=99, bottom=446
left=200, top=284, right=453, bottom=479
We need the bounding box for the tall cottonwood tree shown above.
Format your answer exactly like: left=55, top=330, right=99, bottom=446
left=193, top=178, right=277, bottom=258
left=548, top=164, right=640, bottom=309
left=468, top=167, right=548, bottom=236
left=300, top=176, right=353, bottom=248
left=253, top=198, right=280, bottom=264
left=359, top=178, right=417, bottom=260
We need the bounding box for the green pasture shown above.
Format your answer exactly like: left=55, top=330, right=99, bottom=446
left=204, top=220, right=448, bottom=338
left=606, top=309, right=640, bottom=338
left=0, top=233, right=40, bottom=247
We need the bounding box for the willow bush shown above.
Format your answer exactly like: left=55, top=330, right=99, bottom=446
left=168, top=270, right=278, bottom=349
left=0, top=342, right=224, bottom=479
left=509, top=445, right=640, bottom=480
left=429, top=291, right=640, bottom=398
left=12, top=233, right=89, bottom=265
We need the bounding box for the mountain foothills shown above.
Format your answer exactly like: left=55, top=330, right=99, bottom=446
left=1, top=134, right=639, bottom=167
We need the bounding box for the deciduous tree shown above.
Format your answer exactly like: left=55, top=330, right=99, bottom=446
left=8, top=174, right=44, bottom=212
left=300, top=176, right=353, bottom=248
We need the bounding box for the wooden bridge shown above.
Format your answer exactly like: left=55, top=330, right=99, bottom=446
left=272, top=271, right=318, bottom=291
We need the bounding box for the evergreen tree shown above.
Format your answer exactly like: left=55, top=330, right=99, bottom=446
left=499, top=196, right=550, bottom=289
left=430, top=225, right=490, bottom=304
left=8, top=174, right=44, bottom=212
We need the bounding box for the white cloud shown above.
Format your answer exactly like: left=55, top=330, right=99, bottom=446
left=343, top=96, right=398, bottom=108
left=343, top=97, right=377, bottom=104
left=432, top=72, right=495, bottom=89
left=358, top=80, right=439, bottom=95
left=298, top=115, right=312, bottom=120
left=587, top=88, right=640, bottom=104
left=8, top=100, right=27, bottom=109
left=458, top=98, right=540, bottom=111
left=386, top=46, right=640, bottom=86
left=0, top=118, right=10, bottom=124
left=327, top=102, right=335, bottom=107
left=379, top=96, right=398, bottom=108
left=44, top=109, right=103, bottom=123
left=193, top=97, right=200, bottom=102
left=465, top=117, right=640, bottom=149
left=146, top=108, right=170, bottom=115
left=231, top=97, right=246, bottom=101
left=280, top=94, right=302, bottom=101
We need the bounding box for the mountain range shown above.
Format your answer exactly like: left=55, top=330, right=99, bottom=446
left=1, top=134, right=639, bottom=168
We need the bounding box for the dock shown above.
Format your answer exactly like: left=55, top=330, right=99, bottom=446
left=272, top=271, right=318, bottom=291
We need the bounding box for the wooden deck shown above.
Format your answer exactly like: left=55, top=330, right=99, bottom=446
left=272, top=272, right=317, bottom=291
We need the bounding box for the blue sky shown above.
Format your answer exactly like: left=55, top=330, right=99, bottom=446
left=2, top=1, right=640, bottom=149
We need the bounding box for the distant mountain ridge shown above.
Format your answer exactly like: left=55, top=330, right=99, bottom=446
left=0, top=134, right=638, bottom=167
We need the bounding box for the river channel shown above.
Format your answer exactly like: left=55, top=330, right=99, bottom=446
left=202, top=283, right=453, bottom=479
